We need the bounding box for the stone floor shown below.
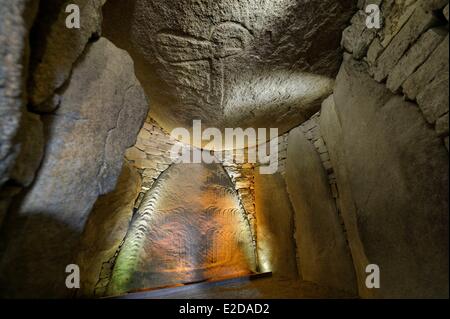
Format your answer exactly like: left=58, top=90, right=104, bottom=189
left=116, top=276, right=357, bottom=299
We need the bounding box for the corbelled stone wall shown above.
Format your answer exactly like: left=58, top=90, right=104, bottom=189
left=124, top=118, right=179, bottom=209
left=343, top=0, right=449, bottom=150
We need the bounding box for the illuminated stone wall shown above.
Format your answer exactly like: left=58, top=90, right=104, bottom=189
left=107, top=163, right=256, bottom=296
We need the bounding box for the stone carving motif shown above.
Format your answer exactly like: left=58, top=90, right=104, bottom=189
left=156, top=22, right=253, bottom=109
left=103, top=0, right=355, bottom=144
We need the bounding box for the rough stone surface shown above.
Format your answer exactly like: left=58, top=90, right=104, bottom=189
left=254, top=171, right=298, bottom=277
left=372, top=7, right=438, bottom=82
left=107, top=163, right=256, bottom=296
left=341, top=11, right=377, bottom=60
left=378, top=0, right=419, bottom=48
left=125, top=118, right=262, bottom=243
left=403, top=34, right=449, bottom=100
left=0, top=38, right=149, bottom=298
left=102, top=0, right=355, bottom=147
left=28, top=0, right=106, bottom=109
left=436, top=113, right=449, bottom=137
left=76, top=161, right=142, bottom=298
left=386, top=28, right=446, bottom=92
left=222, top=158, right=257, bottom=239
left=7, top=113, right=44, bottom=187
left=119, top=277, right=356, bottom=299
left=345, top=0, right=449, bottom=152
left=285, top=126, right=357, bottom=294
left=0, top=1, right=42, bottom=187
left=366, top=38, right=384, bottom=67
left=418, top=0, right=449, bottom=11
left=416, top=71, right=450, bottom=124
left=329, top=57, right=449, bottom=298
left=125, top=118, right=179, bottom=207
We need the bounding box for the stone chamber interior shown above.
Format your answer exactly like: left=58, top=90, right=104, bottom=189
left=0, top=0, right=448, bottom=299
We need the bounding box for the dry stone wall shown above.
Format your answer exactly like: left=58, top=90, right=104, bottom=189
left=343, top=0, right=449, bottom=150
left=28, top=0, right=107, bottom=110
left=125, top=118, right=179, bottom=209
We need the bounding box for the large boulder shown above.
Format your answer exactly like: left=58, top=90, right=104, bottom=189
left=0, top=0, right=44, bottom=227
left=322, top=56, right=449, bottom=298
left=285, top=126, right=357, bottom=294
left=28, top=0, right=107, bottom=110
left=102, top=0, right=355, bottom=148
left=0, top=38, right=149, bottom=298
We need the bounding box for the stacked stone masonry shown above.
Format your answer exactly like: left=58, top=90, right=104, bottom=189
left=125, top=117, right=179, bottom=208
left=297, top=113, right=349, bottom=243
left=343, top=0, right=449, bottom=150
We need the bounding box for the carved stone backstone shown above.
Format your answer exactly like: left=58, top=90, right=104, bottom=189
left=107, top=163, right=256, bottom=296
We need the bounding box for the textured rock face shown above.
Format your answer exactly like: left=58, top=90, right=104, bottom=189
left=107, top=163, right=256, bottom=296
left=77, top=162, right=142, bottom=298
left=102, top=0, right=354, bottom=146
left=0, top=1, right=42, bottom=186
left=0, top=1, right=44, bottom=225
left=323, top=57, right=449, bottom=298
left=1, top=0, right=28, bottom=186
left=28, top=0, right=106, bottom=110
left=285, top=126, right=357, bottom=294
left=0, top=38, right=149, bottom=298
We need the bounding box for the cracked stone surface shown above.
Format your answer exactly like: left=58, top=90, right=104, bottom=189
left=0, top=37, right=148, bottom=298
left=102, top=0, right=355, bottom=148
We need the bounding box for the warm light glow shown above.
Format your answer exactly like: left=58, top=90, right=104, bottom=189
left=107, top=163, right=256, bottom=296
